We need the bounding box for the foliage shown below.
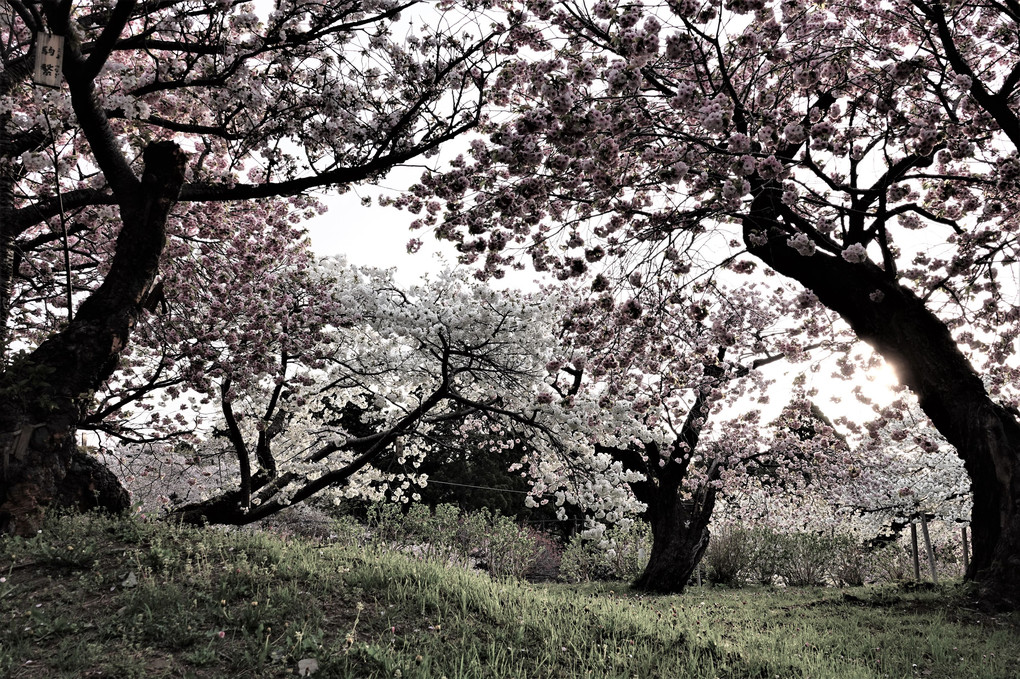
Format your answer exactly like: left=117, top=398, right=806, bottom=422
left=1, top=0, right=994, bottom=604
left=741, top=527, right=786, bottom=586
left=5, top=0, right=508, bottom=361
left=410, top=426, right=565, bottom=525
left=410, top=0, right=1020, bottom=411
left=701, top=522, right=969, bottom=589
left=406, top=0, right=1020, bottom=598
left=1, top=513, right=1018, bottom=679
left=0, top=0, right=517, bottom=533
left=363, top=502, right=540, bottom=579
left=559, top=520, right=652, bottom=583
left=102, top=263, right=652, bottom=526
left=704, top=526, right=751, bottom=587
left=525, top=528, right=564, bottom=581
left=772, top=532, right=840, bottom=587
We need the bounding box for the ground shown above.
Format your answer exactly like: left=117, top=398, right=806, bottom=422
left=0, top=513, right=1017, bottom=678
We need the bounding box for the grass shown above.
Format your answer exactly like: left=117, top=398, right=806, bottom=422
left=0, top=512, right=1016, bottom=678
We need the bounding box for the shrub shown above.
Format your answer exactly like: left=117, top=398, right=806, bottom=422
left=330, top=514, right=366, bottom=547
left=742, top=528, right=785, bottom=585
left=365, top=502, right=405, bottom=546
left=704, top=527, right=751, bottom=586
left=525, top=529, right=563, bottom=581
left=455, top=508, right=490, bottom=559
left=828, top=535, right=869, bottom=587
left=482, top=512, right=538, bottom=579
left=773, top=532, right=833, bottom=586
left=359, top=503, right=543, bottom=579
left=558, top=521, right=651, bottom=583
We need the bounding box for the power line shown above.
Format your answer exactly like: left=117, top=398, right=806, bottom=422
left=424, top=479, right=531, bottom=495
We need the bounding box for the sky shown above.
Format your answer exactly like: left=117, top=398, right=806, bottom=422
left=304, top=178, right=460, bottom=284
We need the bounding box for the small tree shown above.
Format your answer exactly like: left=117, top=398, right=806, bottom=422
left=519, top=276, right=852, bottom=593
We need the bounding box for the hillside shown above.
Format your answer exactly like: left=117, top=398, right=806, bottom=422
left=0, top=513, right=1017, bottom=678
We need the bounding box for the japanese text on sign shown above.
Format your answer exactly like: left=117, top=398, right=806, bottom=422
left=33, top=33, right=65, bottom=87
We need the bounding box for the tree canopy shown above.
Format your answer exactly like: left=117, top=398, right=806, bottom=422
left=0, top=0, right=514, bottom=533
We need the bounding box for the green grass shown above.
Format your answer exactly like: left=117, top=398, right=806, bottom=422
left=0, top=513, right=1017, bottom=678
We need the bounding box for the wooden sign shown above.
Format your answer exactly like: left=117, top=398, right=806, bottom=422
left=33, top=33, right=64, bottom=87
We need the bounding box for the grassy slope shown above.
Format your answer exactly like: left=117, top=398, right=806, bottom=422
left=0, top=514, right=1017, bottom=679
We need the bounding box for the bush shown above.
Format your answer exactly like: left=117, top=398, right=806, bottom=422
left=558, top=521, right=651, bottom=583
left=864, top=523, right=967, bottom=584
left=704, top=527, right=751, bottom=586
left=828, top=535, right=869, bottom=587
left=359, top=503, right=542, bottom=579
left=525, top=529, right=563, bottom=581
left=330, top=513, right=366, bottom=547
left=365, top=502, right=405, bottom=545
left=483, top=512, right=538, bottom=579
left=703, top=527, right=873, bottom=588
left=773, top=532, right=832, bottom=586
left=742, top=528, right=785, bottom=585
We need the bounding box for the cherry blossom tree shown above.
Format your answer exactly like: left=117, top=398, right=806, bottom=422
left=844, top=397, right=972, bottom=536
left=512, top=272, right=855, bottom=593
left=103, top=215, right=856, bottom=592
left=130, top=262, right=646, bottom=527
left=0, top=0, right=516, bottom=534
left=81, top=199, right=318, bottom=445
left=408, top=0, right=1020, bottom=605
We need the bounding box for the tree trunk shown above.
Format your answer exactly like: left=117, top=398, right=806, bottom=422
left=0, top=111, right=18, bottom=364
left=632, top=485, right=717, bottom=594
left=595, top=360, right=722, bottom=595
left=745, top=191, right=1020, bottom=607
left=0, top=142, right=186, bottom=536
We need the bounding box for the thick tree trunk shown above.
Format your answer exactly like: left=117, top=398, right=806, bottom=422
left=595, top=358, right=723, bottom=594
left=632, top=485, right=717, bottom=594
left=0, top=142, right=186, bottom=535
left=0, top=112, right=17, bottom=364
left=745, top=192, right=1020, bottom=607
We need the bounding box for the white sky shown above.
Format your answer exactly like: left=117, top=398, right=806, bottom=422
left=305, top=187, right=459, bottom=283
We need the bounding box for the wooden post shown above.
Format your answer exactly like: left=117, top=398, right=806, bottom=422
left=919, top=514, right=938, bottom=583
left=961, top=525, right=970, bottom=575
left=910, top=522, right=921, bottom=580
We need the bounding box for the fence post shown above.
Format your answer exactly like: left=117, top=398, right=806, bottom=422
left=919, top=514, right=938, bottom=583
left=961, top=525, right=970, bottom=575
left=910, top=522, right=921, bottom=581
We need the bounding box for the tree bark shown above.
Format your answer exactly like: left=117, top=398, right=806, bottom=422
left=745, top=189, right=1020, bottom=607
left=0, top=141, right=186, bottom=535
left=593, top=354, right=727, bottom=594
left=0, top=112, right=18, bottom=364
left=632, top=484, right=717, bottom=594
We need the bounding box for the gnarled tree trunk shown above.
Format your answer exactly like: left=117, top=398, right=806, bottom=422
left=0, top=142, right=186, bottom=535
left=746, top=190, right=1020, bottom=607
left=599, top=361, right=722, bottom=594
left=632, top=484, right=717, bottom=593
